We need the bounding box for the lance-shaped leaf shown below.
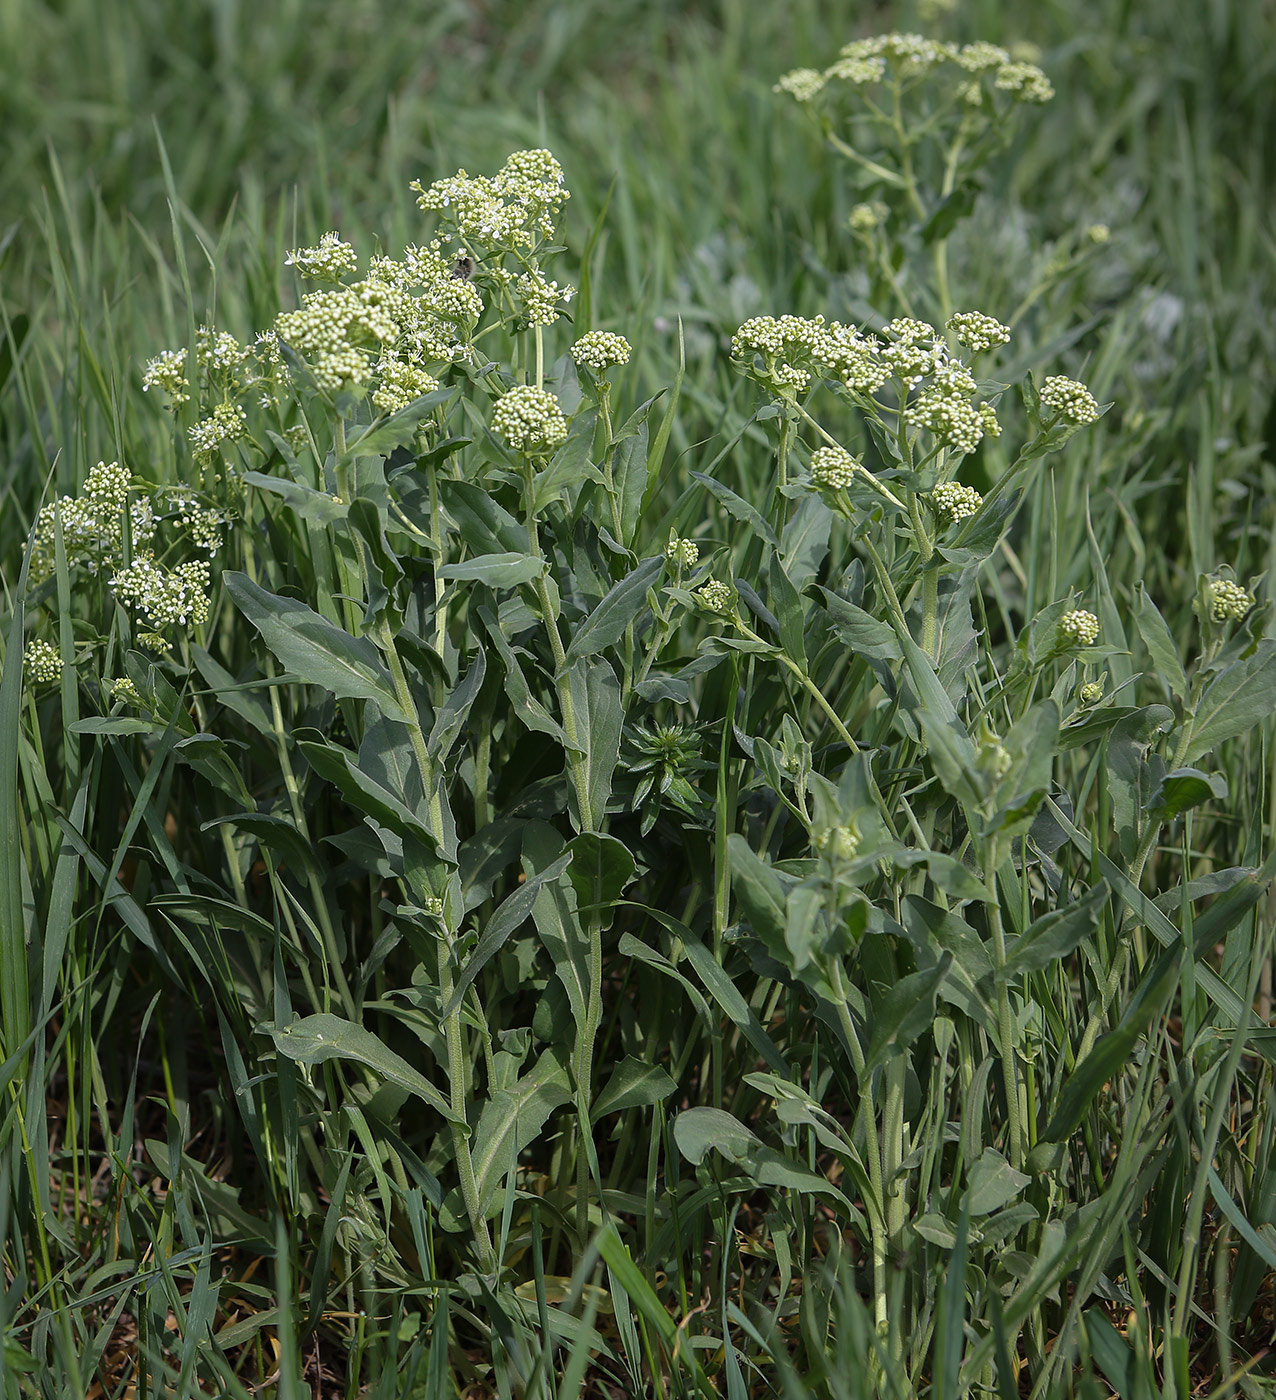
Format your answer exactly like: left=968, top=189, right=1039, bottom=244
left=270, top=1013, right=463, bottom=1122
left=224, top=573, right=410, bottom=722
left=563, top=555, right=664, bottom=665
left=471, top=1048, right=572, bottom=1214
left=1186, top=639, right=1276, bottom=763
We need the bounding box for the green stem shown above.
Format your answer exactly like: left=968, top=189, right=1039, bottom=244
left=374, top=618, right=495, bottom=1272
left=986, top=837, right=1023, bottom=1169
left=830, top=958, right=889, bottom=1338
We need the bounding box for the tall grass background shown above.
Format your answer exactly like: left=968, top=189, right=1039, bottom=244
left=2, top=0, right=1276, bottom=1395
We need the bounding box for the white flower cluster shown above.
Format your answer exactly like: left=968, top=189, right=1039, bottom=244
left=30, top=461, right=157, bottom=584
left=110, top=555, right=212, bottom=631
left=1208, top=578, right=1254, bottom=622
left=1040, top=375, right=1100, bottom=425
left=372, top=353, right=440, bottom=415
left=23, top=639, right=63, bottom=685
left=697, top=579, right=733, bottom=612
left=196, top=325, right=251, bottom=381
left=142, top=349, right=190, bottom=406
left=571, top=331, right=632, bottom=374
left=776, top=34, right=1053, bottom=106
left=285, top=232, right=359, bottom=281
left=772, top=67, right=827, bottom=102
left=665, top=536, right=700, bottom=568
left=491, top=385, right=568, bottom=452
left=732, top=315, right=888, bottom=396
left=516, top=268, right=573, bottom=327
left=274, top=281, right=407, bottom=392
left=931, top=481, right=983, bottom=524
left=188, top=401, right=248, bottom=458
left=994, top=61, right=1055, bottom=103
left=1060, top=609, right=1100, bottom=647
left=110, top=676, right=144, bottom=707
left=810, top=445, right=862, bottom=490
left=171, top=494, right=228, bottom=555
left=947, top=311, right=1011, bottom=354
left=412, top=148, right=569, bottom=251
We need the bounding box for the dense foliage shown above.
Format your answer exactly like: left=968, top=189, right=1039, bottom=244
left=3, top=2, right=1276, bottom=1396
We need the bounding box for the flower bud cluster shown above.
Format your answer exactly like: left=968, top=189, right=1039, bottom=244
left=110, top=555, right=212, bottom=631
left=571, top=331, right=632, bottom=374
left=1040, top=375, right=1100, bottom=425
left=697, top=579, right=733, bottom=613
left=931, top=481, right=983, bottom=524
left=815, top=824, right=861, bottom=860
left=412, top=148, right=569, bottom=251
left=732, top=315, right=889, bottom=396
left=848, top=202, right=888, bottom=234
left=665, top=536, right=700, bottom=569
left=810, top=445, right=861, bottom=490
left=516, top=269, right=574, bottom=327
left=1079, top=680, right=1104, bottom=706
left=773, top=68, right=826, bottom=102
left=994, top=62, right=1055, bottom=103
left=491, top=385, right=568, bottom=452
left=372, top=353, right=440, bottom=415
left=23, top=639, right=63, bottom=685
left=110, top=676, right=144, bottom=707
left=196, top=325, right=251, bottom=382
left=1060, top=609, right=1100, bottom=647
left=285, top=232, right=359, bottom=281
left=1208, top=578, right=1254, bottom=622
left=947, top=311, right=1011, bottom=354
left=30, top=461, right=158, bottom=584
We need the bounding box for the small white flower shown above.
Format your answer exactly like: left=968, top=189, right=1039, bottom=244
left=1060, top=609, right=1100, bottom=647
left=1040, top=375, right=1100, bottom=425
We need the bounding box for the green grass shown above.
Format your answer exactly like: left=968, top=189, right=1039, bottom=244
left=3, top=1, right=1276, bottom=1396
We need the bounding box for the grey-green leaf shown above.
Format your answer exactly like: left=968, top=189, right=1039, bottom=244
left=1186, top=639, right=1276, bottom=764
left=270, top=1013, right=463, bottom=1122
left=224, top=573, right=409, bottom=722
left=563, top=555, right=664, bottom=665
left=593, top=1057, right=677, bottom=1118
left=965, top=1148, right=1030, bottom=1215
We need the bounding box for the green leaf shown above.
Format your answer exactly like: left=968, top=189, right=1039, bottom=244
left=428, top=646, right=486, bottom=761
left=299, top=738, right=436, bottom=848
left=439, top=479, right=529, bottom=557
left=437, top=552, right=546, bottom=588
left=1146, top=766, right=1228, bottom=821
left=1002, top=882, right=1107, bottom=978
left=1186, top=639, right=1276, bottom=763
left=864, top=956, right=952, bottom=1072
left=818, top=589, right=902, bottom=663
left=965, top=1148, right=1030, bottom=1215
left=270, top=1013, right=463, bottom=1122
left=1133, top=584, right=1188, bottom=701
left=563, top=555, right=663, bottom=665
left=768, top=553, right=806, bottom=666
left=565, top=659, right=622, bottom=831
left=565, top=831, right=635, bottom=914
left=921, top=175, right=980, bottom=243
left=593, top=1056, right=677, bottom=1118
left=673, top=1107, right=760, bottom=1165
left=338, top=389, right=453, bottom=465
left=241, top=470, right=348, bottom=525
left=471, top=1048, right=572, bottom=1214
left=443, top=852, right=574, bottom=1016
left=224, top=573, right=409, bottom=722
left=727, top=834, right=787, bottom=957
left=690, top=470, right=779, bottom=548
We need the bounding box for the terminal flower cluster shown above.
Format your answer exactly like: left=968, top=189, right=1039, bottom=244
left=947, top=311, right=1011, bottom=354
left=1208, top=578, right=1254, bottom=622
left=810, top=445, right=862, bottom=491
left=1060, top=609, right=1100, bottom=647
left=23, top=639, right=63, bottom=685
left=285, top=232, right=359, bottom=281
left=1040, top=375, right=1100, bottom=425
left=110, top=555, right=212, bottom=632
left=491, top=385, right=568, bottom=453
left=665, top=536, right=700, bottom=569
left=775, top=34, right=1054, bottom=105
left=697, top=579, right=734, bottom=613
left=412, top=148, right=569, bottom=252
left=931, top=481, right=983, bottom=524
left=30, top=461, right=157, bottom=584
left=571, top=331, right=632, bottom=374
